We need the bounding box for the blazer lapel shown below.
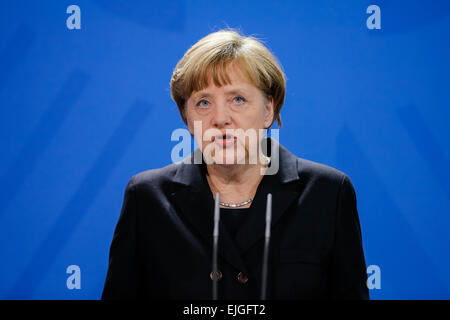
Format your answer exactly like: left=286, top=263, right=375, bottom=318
left=235, top=139, right=301, bottom=254
left=170, top=148, right=249, bottom=274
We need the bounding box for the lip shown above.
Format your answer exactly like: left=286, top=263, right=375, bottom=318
left=213, top=134, right=236, bottom=147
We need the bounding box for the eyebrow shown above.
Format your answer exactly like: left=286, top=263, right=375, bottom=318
left=193, top=88, right=247, bottom=100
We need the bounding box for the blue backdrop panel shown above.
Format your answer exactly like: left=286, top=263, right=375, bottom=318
left=0, top=0, right=449, bottom=299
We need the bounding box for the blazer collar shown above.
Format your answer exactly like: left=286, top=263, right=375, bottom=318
left=170, top=138, right=301, bottom=274
left=172, top=138, right=300, bottom=187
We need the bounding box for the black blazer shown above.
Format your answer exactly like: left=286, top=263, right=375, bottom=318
left=102, top=139, right=369, bottom=300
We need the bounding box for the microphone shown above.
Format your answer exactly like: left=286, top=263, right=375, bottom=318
left=261, top=193, right=272, bottom=300
left=212, top=192, right=220, bottom=300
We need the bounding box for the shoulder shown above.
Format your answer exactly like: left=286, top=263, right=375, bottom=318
left=277, top=140, right=351, bottom=188
left=291, top=156, right=357, bottom=207
left=124, top=161, right=181, bottom=194
left=295, top=156, right=352, bottom=190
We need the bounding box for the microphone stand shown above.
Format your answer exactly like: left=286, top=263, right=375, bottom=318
left=212, top=192, right=220, bottom=300
left=261, top=193, right=272, bottom=300
left=211, top=192, right=272, bottom=300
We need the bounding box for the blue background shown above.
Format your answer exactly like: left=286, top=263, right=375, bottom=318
left=1, top=0, right=449, bottom=299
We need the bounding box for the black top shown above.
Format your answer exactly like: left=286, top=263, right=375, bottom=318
left=220, top=207, right=251, bottom=240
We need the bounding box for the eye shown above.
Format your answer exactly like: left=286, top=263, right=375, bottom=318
left=196, top=99, right=210, bottom=108
left=233, top=96, right=246, bottom=104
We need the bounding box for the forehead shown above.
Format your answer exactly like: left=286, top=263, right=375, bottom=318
left=190, top=64, right=256, bottom=98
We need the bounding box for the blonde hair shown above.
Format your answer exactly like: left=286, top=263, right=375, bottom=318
left=170, top=29, right=286, bottom=127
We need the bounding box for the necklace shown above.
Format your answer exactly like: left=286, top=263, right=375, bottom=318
left=218, top=197, right=253, bottom=208
left=206, top=161, right=268, bottom=208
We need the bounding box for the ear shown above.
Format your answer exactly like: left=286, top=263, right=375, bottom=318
left=263, top=95, right=275, bottom=129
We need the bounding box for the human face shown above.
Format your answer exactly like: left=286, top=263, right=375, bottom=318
left=185, top=64, right=274, bottom=166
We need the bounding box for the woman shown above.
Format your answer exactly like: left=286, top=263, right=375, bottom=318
left=102, top=29, right=369, bottom=300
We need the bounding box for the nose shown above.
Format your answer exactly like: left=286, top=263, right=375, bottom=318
left=211, top=102, right=231, bottom=128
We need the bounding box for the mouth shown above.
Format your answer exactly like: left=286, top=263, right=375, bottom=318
left=213, top=133, right=236, bottom=147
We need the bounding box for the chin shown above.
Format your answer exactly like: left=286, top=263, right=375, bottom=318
left=217, top=153, right=248, bottom=166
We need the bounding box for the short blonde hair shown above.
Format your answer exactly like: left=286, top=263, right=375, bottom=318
left=170, top=29, right=286, bottom=127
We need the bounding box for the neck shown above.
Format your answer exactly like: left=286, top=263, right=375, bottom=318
left=205, top=158, right=268, bottom=208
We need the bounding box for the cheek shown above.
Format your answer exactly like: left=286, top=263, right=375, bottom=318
left=186, top=104, right=207, bottom=123
left=185, top=106, right=199, bottom=133
left=243, top=110, right=266, bottom=129
left=185, top=114, right=194, bottom=134
left=249, top=102, right=268, bottom=124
